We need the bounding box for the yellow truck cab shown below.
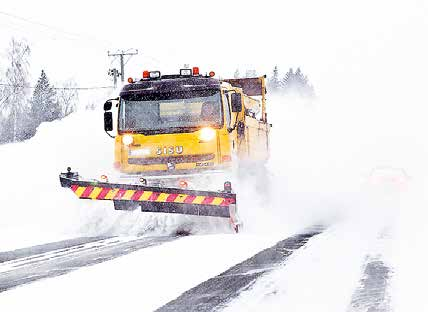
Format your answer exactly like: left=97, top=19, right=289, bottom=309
left=103, top=67, right=270, bottom=191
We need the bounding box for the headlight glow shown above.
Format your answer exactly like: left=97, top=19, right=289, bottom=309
left=199, top=127, right=216, bottom=142
left=122, top=134, right=134, bottom=146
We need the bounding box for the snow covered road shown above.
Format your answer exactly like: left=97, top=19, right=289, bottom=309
left=0, top=224, right=396, bottom=312
left=0, top=233, right=283, bottom=311
left=157, top=227, right=323, bottom=312
left=221, top=222, right=395, bottom=312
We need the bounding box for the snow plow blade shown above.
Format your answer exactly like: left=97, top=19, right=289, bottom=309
left=59, top=168, right=238, bottom=221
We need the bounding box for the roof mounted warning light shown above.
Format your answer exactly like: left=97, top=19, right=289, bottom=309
left=180, top=68, right=192, bottom=76
left=142, top=70, right=161, bottom=80
left=192, top=66, right=199, bottom=76
left=149, top=71, right=161, bottom=79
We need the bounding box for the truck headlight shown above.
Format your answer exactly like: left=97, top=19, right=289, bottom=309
left=199, top=127, right=216, bottom=142
left=122, top=134, right=134, bottom=146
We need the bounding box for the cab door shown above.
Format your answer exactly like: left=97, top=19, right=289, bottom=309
left=219, top=90, right=236, bottom=163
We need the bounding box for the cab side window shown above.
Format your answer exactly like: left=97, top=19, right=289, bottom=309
left=222, top=92, right=231, bottom=127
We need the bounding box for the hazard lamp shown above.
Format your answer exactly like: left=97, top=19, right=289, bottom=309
left=209, top=71, right=215, bottom=77
left=143, top=71, right=161, bottom=79
left=192, top=67, right=199, bottom=75
left=128, top=77, right=134, bottom=83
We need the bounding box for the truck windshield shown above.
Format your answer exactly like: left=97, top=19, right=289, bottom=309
left=119, top=90, right=222, bottom=133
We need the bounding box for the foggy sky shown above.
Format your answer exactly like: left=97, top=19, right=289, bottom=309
left=0, top=0, right=427, bottom=98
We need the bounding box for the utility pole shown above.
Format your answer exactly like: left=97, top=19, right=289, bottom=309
left=108, top=68, right=120, bottom=88
left=108, top=49, right=138, bottom=84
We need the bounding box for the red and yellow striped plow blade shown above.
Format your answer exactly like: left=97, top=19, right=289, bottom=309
left=70, top=185, right=235, bottom=206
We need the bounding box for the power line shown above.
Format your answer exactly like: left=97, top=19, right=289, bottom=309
left=0, top=10, right=164, bottom=72
left=0, top=10, right=113, bottom=48
left=0, top=11, right=75, bottom=35
left=0, top=83, right=114, bottom=90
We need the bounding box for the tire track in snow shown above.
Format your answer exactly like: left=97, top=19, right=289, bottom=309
left=348, top=257, right=392, bottom=312
left=0, top=235, right=178, bottom=292
left=155, top=227, right=324, bottom=312
left=348, top=234, right=393, bottom=311
left=0, top=236, right=109, bottom=263
left=348, top=228, right=394, bottom=312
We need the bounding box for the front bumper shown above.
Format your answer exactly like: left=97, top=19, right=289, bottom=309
left=118, top=168, right=233, bottom=191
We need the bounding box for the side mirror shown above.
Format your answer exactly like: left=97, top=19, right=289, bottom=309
left=104, top=101, right=112, bottom=111
left=231, top=93, right=242, bottom=113
left=104, top=97, right=119, bottom=111
left=104, top=112, right=113, bottom=131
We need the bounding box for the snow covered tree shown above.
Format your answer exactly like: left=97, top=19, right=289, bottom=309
left=281, top=67, right=315, bottom=98
left=268, top=65, right=281, bottom=93
left=0, top=78, right=6, bottom=105
left=0, top=116, right=12, bottom=144
left=0, top=38, right=31, bottom=142
left=30, top=70, right=61, bottom=127
left=233, top=68, right=240, bottom=78
left=245, top=69, right=257, bottom=78
left=281, top=68, right=294, bottom=90
left=57, top=79, right=78, bottom=117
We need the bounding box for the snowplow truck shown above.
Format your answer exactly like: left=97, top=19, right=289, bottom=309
left=59, top=67, right=270, bottom=232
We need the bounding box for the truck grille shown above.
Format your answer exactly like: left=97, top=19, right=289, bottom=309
left=128, top=153, right=215, bottom=165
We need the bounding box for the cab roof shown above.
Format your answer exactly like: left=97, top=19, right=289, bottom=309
left=120, top=76, right=221, bottom=97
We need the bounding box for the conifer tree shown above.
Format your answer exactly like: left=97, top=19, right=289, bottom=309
left=281, top=68, right=295, bottom=90
left=31, top=70, right=61, bottom=127
left=268, top=65, right=281, bottom=93
left=281, top=67, right=315, bottom=98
